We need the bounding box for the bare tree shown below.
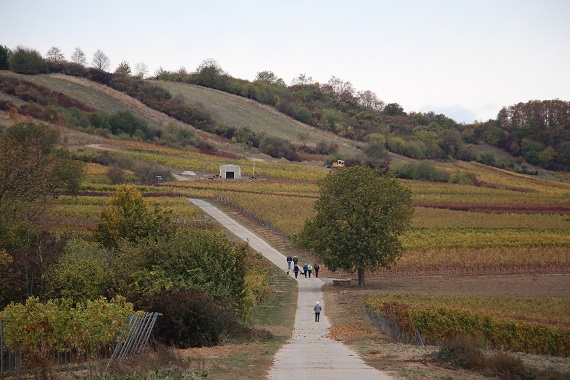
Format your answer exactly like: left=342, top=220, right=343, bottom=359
left=291, top=73, right=314, bottom=86
left=46, top=46, right=65, bottom=63
left=357, top=90, right=385, bottom=111
left=70, top=47, right=86, bottom=65
left=134, top=62, right=148, bottom=79
left=326, top=76, right=355, bottom=99
left=92, top=49, right=111, bottom=71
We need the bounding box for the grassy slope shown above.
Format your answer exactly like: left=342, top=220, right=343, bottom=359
left=2, top=71, right=367, bottom=159
left=1, top=71, right=133, bottom=114
left=153, top=80, right=366, bottom=158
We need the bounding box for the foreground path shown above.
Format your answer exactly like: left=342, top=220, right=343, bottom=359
left=189, top=199, right=392, bottom=380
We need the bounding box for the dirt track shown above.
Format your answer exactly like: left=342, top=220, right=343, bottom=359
left=341, top=273, right=570, bottom=298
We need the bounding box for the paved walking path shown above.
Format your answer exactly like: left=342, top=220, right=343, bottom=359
left=189, top=199, right=393, bottom=380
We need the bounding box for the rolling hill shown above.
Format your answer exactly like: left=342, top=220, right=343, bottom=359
left=0, top=71, right=365, bottom=161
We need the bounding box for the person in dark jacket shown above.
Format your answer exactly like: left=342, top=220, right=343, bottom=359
left=314, top=263, right=320, bottom=278
left=303, top=263, right=308, bottom=278
left=286, top=255, right=292, bottom=270
left=314, top=301, right=322, bottom=322
left=293, top=264, right=299, bottom=278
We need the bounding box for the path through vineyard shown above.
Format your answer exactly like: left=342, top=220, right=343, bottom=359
left=189, top=199, right=394, bottom=380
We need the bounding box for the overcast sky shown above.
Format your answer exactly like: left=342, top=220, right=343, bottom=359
left=2, top=0, right=569, bottom=123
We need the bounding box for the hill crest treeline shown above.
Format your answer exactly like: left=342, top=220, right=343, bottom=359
left=1, top=44, right=569, bottom=171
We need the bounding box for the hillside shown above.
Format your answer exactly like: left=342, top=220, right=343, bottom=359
left=2, top=71, right=568, bottom=183
left=0, top=71, right=365, bottom=162
left=153, top=80, right=365, bottom=158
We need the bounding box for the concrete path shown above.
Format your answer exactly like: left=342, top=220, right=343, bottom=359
left=189, top=199, right=393, bottom=380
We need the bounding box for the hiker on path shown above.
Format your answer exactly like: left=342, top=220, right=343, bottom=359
left=303, top=263, right=308, bottom=278
left=286, top=255, right=292, bottom=270
left=292, top=255, right=299, bottom=267
left=314, top=263, right=320, bottom=278
left=293, top=264, right=299, bottom=278
left=314, top=301, right=322, bottom=322
left=307, top=264, right=313, bottom=278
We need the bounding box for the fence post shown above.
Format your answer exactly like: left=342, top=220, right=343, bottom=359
left=1, top=320, right=4, bottom=380
left=415, top=329, right=424, bottom=347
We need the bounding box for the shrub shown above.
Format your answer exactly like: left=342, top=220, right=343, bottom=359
left=432, top=335, right=487, bottom=369
left=260, top=136, right=297, bottom=159
left=108, top=110, right=152, bottom=140
left=391, top=160, right=449, bottom=182
left=449, top=171, right=477, bottom=185
left=9, top=46, right=47, bottom=74
left=47, top=239, right=111, bottom=302
left=95, top=186, right=173, bottom=249
left=475, top=151, right=497, bottom=167
left=150, top=288, right=238, bottom=348
left=107, top=165, right=126, bottom=184
left=295, top=106, right=312, bottom=124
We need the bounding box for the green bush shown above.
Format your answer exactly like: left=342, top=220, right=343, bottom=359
left=260, top=135, right=300, bottom=160
left=474, top=151, right=497, bottom=167
left=47, top=239, right=111, bottom=302
left=449, top=171, right=477, bottom=185
left=9, top=46, right=47, bottom=74
left=391, top=160, right=449, bottom=182
left=151, top=288, right=238, bottom=348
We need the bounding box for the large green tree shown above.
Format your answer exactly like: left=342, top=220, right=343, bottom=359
left=297, top=166, right=413, bottom=287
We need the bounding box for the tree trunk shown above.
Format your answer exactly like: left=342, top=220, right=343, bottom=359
left=358, top=267, right=365, bottom=287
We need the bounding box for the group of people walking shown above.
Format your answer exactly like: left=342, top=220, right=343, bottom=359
left=286, top=256, right=323, bottom=322
left=287, top=256, right=320, bottom=279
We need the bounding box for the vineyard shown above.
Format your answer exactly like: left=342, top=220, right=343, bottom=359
left=364, top=293, right=570, bottom=357
left=47, top=148, right=570, bottom=279
left=0, top=296, right=135, bottom=378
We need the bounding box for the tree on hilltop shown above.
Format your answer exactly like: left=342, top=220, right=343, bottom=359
left=0, top=45, right=11, bottom=70
left=92, top=49, right=111, bottom=71
left=46, top=46, right=64, bottom=63
left=71, top=47, right=86, bottom=65
left=9, top=46, right=47, bottom=74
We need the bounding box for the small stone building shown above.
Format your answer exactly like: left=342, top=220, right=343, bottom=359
left=220, top=164, right=241, bottom=179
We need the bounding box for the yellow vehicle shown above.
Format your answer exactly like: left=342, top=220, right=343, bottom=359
left=332, top=159, right=345, bottom=169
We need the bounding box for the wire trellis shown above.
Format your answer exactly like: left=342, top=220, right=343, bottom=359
left=107, top=312, right=159, bottom=370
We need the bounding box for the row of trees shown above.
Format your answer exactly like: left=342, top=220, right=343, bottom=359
left=0, top=44, right=148, bottom=78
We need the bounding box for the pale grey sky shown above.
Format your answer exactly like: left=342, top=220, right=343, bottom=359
left=2, top=0, right=569, bottom=123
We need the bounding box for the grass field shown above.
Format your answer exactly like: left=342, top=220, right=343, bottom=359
left=153, top=80, right=365, bottom=157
